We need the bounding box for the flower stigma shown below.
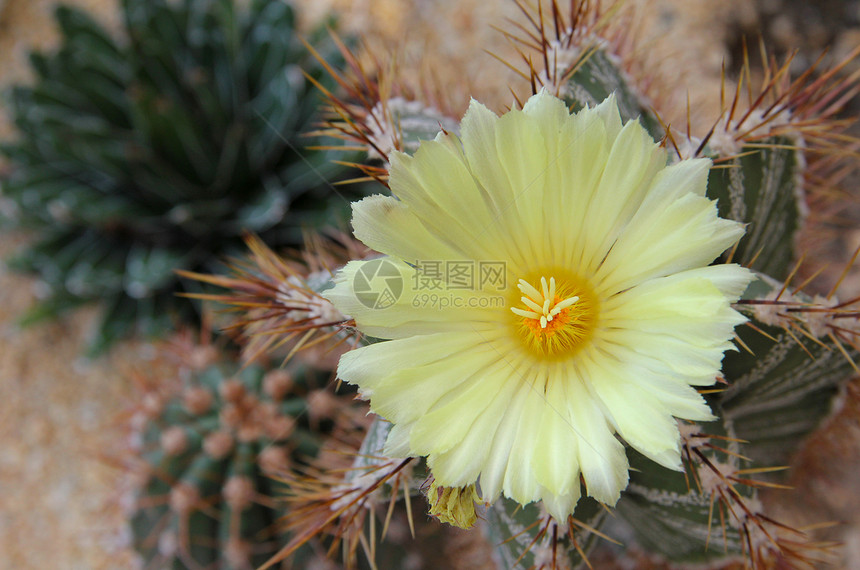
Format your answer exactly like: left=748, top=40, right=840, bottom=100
left=511, top=275, right=598, bottom=358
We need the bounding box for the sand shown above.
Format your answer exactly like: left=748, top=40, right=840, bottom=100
left=0, top=0, right=858, bottom=568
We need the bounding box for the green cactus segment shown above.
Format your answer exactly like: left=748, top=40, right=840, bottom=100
left=372, top=98, right=460, bottom=158
left=0, top=0, right=365, bottom=353
left=706, top=137, right=803, bottom=281
left=614, top=447, right=746, bottom=564
left=485, top=500, right=542, bottom=570
left=613, top=412, right=748, bottom=564
left=716, top=274, right=857, bottom=467
left=346, top=414, right=400, bottom=501
left=129, top=362, right=327, bottom=569
left=614, top=272, right=856, bottom=564
left=351, top=415, right=428, bottom=499
left=354, top=414, right=393, bottom=468
left=485, top=496, right=605, bottom=569
left=561, top=49, right=663, bottom=140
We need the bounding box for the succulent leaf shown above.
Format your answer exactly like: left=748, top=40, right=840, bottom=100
left=0, top=0, right=367, bottom=352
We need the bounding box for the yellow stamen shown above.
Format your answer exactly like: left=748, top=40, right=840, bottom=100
left=513, top=278, right=579, bottom=330
left=510, top=274, right=598, bottom=358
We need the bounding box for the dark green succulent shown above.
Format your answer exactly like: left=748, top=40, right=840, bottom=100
left=0, top=0, right=364, bottom=353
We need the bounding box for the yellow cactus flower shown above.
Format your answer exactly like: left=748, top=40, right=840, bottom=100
left=324, top=90, right=752, bottom=521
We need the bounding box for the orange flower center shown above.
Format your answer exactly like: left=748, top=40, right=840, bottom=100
left=510, top=274, right=598, bottom=358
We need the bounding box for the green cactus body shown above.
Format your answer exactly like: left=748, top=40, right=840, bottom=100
left=612, top=434, right=748, bottom=564
left=128, top=361, right=332, bottom=569
left=611, top=272, right=857, bottom=565
left=485, top=496, right=606, bottom=570
left=0, top=0, right=366, bottom=353
left=720, top=275, right=856, bottom=466
left=706, top=136, right=805, bottom=281
left=558, top=48, right=663, bottom=140
left=364, top=97, right=460, bottom=161
left=539, top=24, right=850, bottom=566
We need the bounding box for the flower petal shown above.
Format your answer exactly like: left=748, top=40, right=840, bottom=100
left=594, top=159, right=746, bottom=293
left=383, top=421, right=412, bottom=457
left=369, top=342, right=505, bottom=426
left=544, top=103, right=613, bottom=265
left=324, top=259, right=507, bottom=339
left=564, top=364, right=629, bottom=505
left=577, top=119, right=667, bottom=273
left=493, top=105, right=553, bottom=264
left=389, top=135, right=515, bottom=262
left=541, top=487, right=581, bottom=523
left=590, top=92, right=623, bottom=140
left=478, top=371, right=534, bottom=501
left=425, top=359, right=522, bottom=485
left=519, top=373, right=581, bottom=497
left=501, top=374, right=547, bottom=503
left=580, top=351, right=684, bottom=470
left=601, top=267, right=750, bottom=345
left=351, top=195, right=463, bottom=262
left=336, top=331, right=502, bottom=396
left=602, top=328, right=733, bottom=386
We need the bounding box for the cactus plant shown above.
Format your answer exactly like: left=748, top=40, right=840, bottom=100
left=185, top=1, right=860, bottom=568
left=177, top=232, right=367, bottom=366
left=122, top=338, right=358, bottom=569
left=0, top=0, right=365, bottom=353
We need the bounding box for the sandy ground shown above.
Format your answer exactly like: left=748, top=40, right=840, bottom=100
left=0, top=0, right=858, bottom=568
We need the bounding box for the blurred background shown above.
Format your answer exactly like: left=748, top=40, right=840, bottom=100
left=0, top=0, right=858, bottom=567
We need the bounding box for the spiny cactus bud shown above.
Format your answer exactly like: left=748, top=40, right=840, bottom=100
left=187, top=344, right=219, bottom=371
left=220, top=379, right=246, bottom=403
left=307, top=389, right=340, bottom=428
left=169, top=482, right=200, bottom=514
left=140, top=393, right=163, bottom=419
left=258, top=445, right=291, bottom=476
